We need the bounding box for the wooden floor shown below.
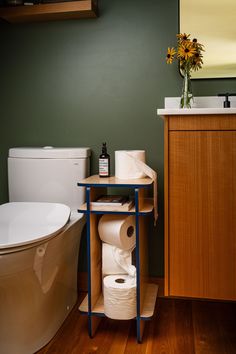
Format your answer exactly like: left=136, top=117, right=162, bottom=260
left=38, top=293, right=236, bottom=354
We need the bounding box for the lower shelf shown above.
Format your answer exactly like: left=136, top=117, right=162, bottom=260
left=79, top=283, right=158, bottom=320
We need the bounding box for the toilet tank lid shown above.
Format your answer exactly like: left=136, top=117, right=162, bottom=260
left=9, top=147, right=91, bottom=159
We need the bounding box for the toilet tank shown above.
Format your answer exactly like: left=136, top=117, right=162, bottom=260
left=8, top=147, right=91, bottom=211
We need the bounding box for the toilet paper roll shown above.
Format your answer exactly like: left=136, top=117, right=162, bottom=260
left=115, top=150, right=146, bottom=179
left=103, top=275, right=136, bottom=320
left=116, top=150, right=158, bottom=226
left=102, top=243, right=136, bottom=277
left=98, top=214, right=136, bottom=250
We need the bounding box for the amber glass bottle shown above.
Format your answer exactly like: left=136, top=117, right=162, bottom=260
left=99, top=143, right=110, bottom=177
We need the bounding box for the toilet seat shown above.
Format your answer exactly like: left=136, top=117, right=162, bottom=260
left=0, top=202, right=71, bottom=250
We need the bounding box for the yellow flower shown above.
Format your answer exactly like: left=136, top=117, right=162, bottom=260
left=191, top=52, right=203, bottom=70
left=178, top=42, right=196, bottom=60
left=166, top=47, right=176, bottom=64
left=192, top=38, right=204, bottom=51
left=165, top=33, right=204, bottom=73
left=177, top=33, right=190, bottom=43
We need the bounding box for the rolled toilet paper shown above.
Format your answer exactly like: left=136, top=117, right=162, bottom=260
left=103, top=275, right=136, bottom=320
left=115, top=150, right=146, bottom=179
left=116, top=149, right=158, bottom=226
left=102, top=243, right=136, bottom=277
left=98, top=214, right=136, bottom=250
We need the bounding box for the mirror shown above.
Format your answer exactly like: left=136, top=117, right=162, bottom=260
left=179, top=0, right=236, bottom=79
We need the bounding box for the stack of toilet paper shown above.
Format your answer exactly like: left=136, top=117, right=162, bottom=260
left=98, top=214, right=136, bottom=320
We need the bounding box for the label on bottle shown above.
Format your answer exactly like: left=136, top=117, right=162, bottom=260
left=99, top=158, right=109, bottom=176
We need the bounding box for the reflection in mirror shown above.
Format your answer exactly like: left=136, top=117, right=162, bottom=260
left=179, top=0, right=236, bottom=79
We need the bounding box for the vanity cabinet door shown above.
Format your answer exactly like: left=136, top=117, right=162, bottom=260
left=167, top=130, right=236, bottom=300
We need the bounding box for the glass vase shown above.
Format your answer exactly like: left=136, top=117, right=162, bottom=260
left=180, top=70, right=193, bottom=108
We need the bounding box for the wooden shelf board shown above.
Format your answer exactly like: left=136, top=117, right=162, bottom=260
left=78, top=175, right=153, bottom=188
left=140, top=283, right=158, bottom=318
left=79, top=292, right=104, bottom=314
left=0, top=0, right=98, bottom=23
left=79, top=283, right=158, bottom=320
left=78, top=198, right=154, bottom=214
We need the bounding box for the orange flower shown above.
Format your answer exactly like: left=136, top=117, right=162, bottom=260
left=178, top=41, right=196, bottom=60
left=192, top=38, right=204, bottom=51
left=165, top=33, right=204, bottom=73
left=191, top=52, right=203, bottom=71
left=166, top=47, right=176, bottom=64
left=177, top=33, right=190, bottom=43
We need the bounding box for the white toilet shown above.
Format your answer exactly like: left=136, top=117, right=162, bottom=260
left=0, top=147, right=90, bottom=354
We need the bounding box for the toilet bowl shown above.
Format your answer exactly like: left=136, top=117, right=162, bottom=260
left=0, top=202, right=71, bottom=251
left=0, top=147, right=90, bottom=354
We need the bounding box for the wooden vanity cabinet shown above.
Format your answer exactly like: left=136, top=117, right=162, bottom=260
left=164, top=114, right=236, bottom=301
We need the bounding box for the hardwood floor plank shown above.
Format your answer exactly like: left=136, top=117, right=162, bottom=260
left=148, top=299, right=177, bottom=354
left=77, top=317, right=130, bottom=354
left=106, top=320, right=130, bottom=354
left=173, top=299, right=195, bottom=353
left=37, top=295, right=236, bottom=354
left=216, top=302, right=236, bottom=354
left=124, top=319, right=149, bottom=354
left=195, top=300, right=236, bottom=354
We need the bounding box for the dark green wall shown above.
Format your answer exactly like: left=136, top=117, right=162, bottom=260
left=1, top=0, right=236, bottom=276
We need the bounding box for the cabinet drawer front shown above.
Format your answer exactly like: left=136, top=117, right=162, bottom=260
left=168, top=115, right=236, bottom=131
left=168, top=131, right=236, bottom=300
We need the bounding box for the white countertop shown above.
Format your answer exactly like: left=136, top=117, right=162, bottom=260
left=157, top=107, right=236, bottom=116
left=157, top=96, right=236, bottom=117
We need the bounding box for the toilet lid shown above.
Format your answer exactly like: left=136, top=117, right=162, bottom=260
left=0, top=202, right=71, bottom=249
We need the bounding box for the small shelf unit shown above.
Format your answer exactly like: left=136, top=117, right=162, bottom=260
left=0, top=0, right=98, bottom=23
left=78, top=175, right=158, bottom=343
